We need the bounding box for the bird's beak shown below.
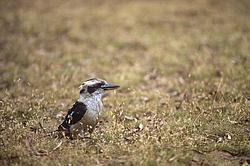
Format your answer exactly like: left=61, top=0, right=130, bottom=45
left=101, top=82, right=120, bottom=90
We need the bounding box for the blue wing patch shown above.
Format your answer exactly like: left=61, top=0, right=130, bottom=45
left=58, top=101, right=87, bottom=130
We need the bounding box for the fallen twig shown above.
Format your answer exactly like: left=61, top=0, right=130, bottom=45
left=38, top=122, right=46, bottom=134
left=51, top=141, right=63, bottom=152
left=25, top=136, right=63, bottom=156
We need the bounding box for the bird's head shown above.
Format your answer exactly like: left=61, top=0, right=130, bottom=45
left=79, top=78, right=120, bottom=98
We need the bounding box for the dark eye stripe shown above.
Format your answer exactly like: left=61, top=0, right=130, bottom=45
left=87, top=86, right=96, bottom=94
left=87, top=82, right=105, bottom=94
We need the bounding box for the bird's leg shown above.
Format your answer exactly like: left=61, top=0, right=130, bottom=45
left=66, top=125, right=73, bottom=140
left=68, top=133, right=73, bottom=140
left=62, top=128, right=73, bottom=140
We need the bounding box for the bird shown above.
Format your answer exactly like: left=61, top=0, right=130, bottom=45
left=58, top=78, right=119, bottom=138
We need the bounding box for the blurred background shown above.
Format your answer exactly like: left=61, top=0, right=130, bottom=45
left=1, top=0, right=249, bottom=94
left=0, top=0, right=250, bottom=165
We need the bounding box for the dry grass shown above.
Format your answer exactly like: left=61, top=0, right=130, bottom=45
left=0, top=0, right=250, bottom=165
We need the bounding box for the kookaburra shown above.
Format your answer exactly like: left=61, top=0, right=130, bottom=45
left=58, top=78, right=119, bottom=138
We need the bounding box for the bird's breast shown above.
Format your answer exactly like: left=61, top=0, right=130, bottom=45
left=71, top=97, right=104, bottom=133
left=81, top=99, right=103, bottom=125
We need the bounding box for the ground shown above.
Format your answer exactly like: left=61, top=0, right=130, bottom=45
left=0, top=0, right=250, bottom=165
